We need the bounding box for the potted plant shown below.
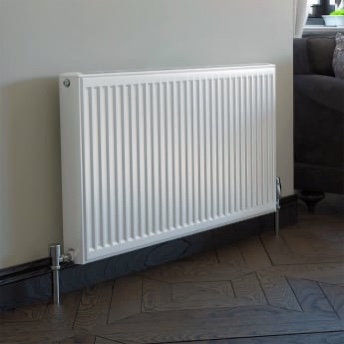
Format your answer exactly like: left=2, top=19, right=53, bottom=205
left=330, top=9, right=344, bottom=27
left=323, top=0, right=344, bottom=26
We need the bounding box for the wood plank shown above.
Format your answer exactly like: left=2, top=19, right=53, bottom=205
left=288, top=278, right=338, bottom=319
left=107, top=275, right=142, bottom=323
left=281, top=222, right=344, bottom=262
left=276, top=263, right=344, bottom=285
left=175, top=331, right=344, bottom=343
left=0, top=302, right=47, bottom=323
left=139, top=262, right=250, bottom=284
left=73, top=280, right=113, bottom=331
left=60, top=335, right=96, bottom=344
left=216, top=244, right=247, bottom=269
left=158, top=281, right=235, bottom=311
left=282, top=225, right=318, bottom=257
left=0, top=329, right=76, bottom=344
left=95, top=337, right=123, bottom=344
left=172, top=281, right=234, bottom=302
left=181, top=250, right=218, bottom=264
left=142, top=278, right=172, bottom=311
left=102, top=305, right=326, bottom=331
left=98, top=306, right=344, bottom=343
left=44, top=290, right=82, bottom=329
left=0, top=292, right=81, bottom=337
left=319, top=282, right=344, bottom=319
left=257, top=270, right=302, bottom=311
left=239, top=236, right=272, bottom=270
left=231, top=273, right=267, bottom=305
left=261, top=214, right=344, bottom=265
left=146, top=280, right=273, bottom=312
left=260, top=232, right=298, bottom=265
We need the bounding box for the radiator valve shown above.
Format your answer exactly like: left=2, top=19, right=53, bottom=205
left=49, top=244, right=74, bottom=305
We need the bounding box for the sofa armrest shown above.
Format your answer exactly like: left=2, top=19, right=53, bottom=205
left=293, top=38, right=311, bottom=75
left=294, top=75, right=344, bottom=114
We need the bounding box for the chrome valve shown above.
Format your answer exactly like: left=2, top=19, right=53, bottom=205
left=275, top=177, right=282, bottom=235
left=49, top=244, right=74, bottom=305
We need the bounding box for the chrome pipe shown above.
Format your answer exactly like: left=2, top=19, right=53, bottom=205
left=52, top=266, right=60, bottom=305
left=50, top=244, right=61, bottom=305
left=49, top=244, right=74, bottom=305
left=275, top=207, right=280, bottom=236
left=275, top=177, right=282, bottom=236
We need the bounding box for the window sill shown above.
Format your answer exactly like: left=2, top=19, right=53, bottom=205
left=303, top=25, right=344, bottom=36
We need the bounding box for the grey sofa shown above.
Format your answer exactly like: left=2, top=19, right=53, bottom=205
left=293, top=36, right=344, bottom=210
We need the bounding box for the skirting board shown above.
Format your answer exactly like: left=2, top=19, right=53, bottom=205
left=0, top=194, right=298, bottom=310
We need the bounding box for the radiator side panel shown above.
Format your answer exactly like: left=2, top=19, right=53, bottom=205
left=59, top=75, right=85, bottom=263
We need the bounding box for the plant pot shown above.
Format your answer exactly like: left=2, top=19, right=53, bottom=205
left=311, top=4, right=323, bottom=17
left=335, top=15, right=344, bottom=26
left=323, top=15, right=337, bottom=26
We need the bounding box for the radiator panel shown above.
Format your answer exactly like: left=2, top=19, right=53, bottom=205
left=59, top=65, right=276, bottom=264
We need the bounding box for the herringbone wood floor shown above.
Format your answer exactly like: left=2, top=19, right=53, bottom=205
left=1, top=195, right=343, bottom=344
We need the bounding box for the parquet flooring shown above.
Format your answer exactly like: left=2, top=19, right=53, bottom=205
left=0, top=195, right=343, bottom=344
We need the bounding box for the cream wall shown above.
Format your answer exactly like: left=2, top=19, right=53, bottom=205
left=0, top=0, right=294, bottom=269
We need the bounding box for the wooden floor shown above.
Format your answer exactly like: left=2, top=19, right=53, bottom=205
left=1, top=195, right=343, bottom=344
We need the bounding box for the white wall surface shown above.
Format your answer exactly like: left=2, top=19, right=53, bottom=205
left=0, top=0, right=294, bottom=269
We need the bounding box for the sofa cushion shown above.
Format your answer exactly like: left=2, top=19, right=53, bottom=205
left=333, top=33, right=344, bottom=79
left=294, top=74, right=344, bottom=114
left=307, top=37, right=335, bottom=76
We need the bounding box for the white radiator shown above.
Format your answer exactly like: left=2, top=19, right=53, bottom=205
left=59, top=65, right=276, bottom=265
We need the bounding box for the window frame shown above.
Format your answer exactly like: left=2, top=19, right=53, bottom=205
left=307, top=0, right=336, bottom=25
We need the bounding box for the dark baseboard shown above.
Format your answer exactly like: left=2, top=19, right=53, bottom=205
left=0, top=194, right=298, bottom=310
